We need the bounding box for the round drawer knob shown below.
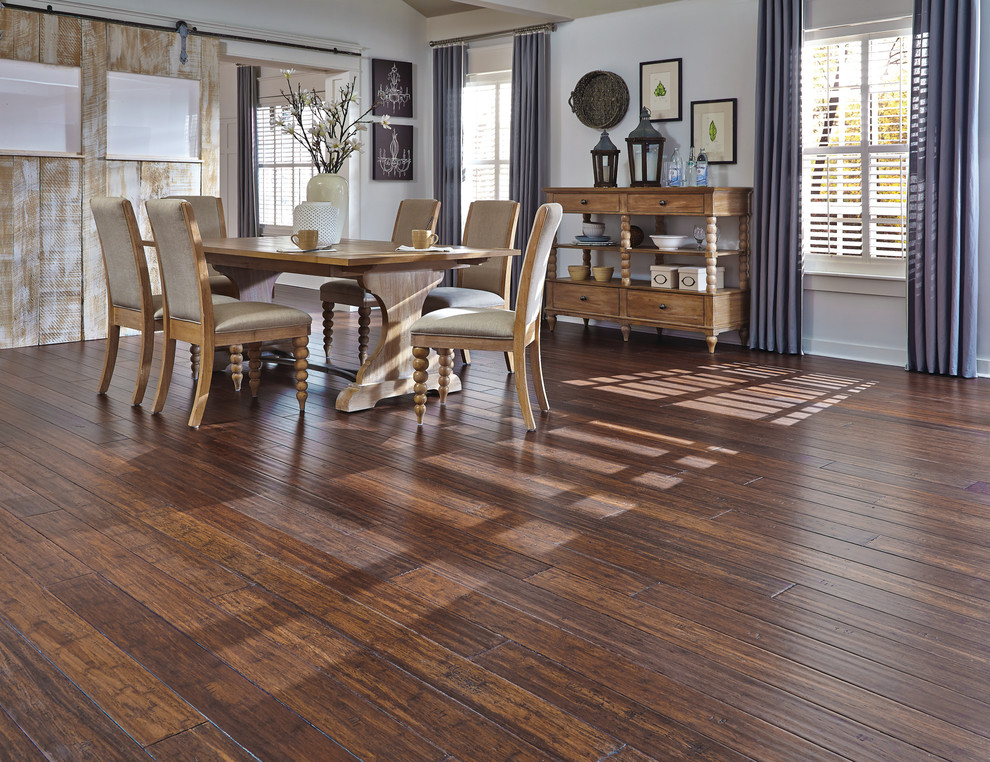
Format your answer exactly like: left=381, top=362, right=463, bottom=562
left=580, top=199, right=588, bottom=205
left=658, top=303, right=667, bottom=310
left=658, top=200, right=667, bottom=206
left=580, top=295, right=588, bottom=301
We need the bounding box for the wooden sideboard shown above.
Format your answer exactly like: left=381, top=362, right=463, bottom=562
left=542, top=186, right=751, bottom=352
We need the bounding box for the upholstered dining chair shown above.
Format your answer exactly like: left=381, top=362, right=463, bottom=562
left=422, top=199, right=520, bottom=370
left=91, top=197, right=162, bottom=406
left=146, top=198, right=312, bottom=428
left=410, top=202, right=563, bottom=431
left=166, top=195, right=239, bottom=299
left=320, top=198, right=440, bottom=364
left=92, top=196, right=240, bottom=403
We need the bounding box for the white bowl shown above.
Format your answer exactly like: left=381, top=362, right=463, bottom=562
left=582, top=221, right=606, bottom=237
left=651, top=234, right=689, bottom=249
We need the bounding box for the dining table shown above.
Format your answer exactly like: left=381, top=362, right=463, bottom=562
left=200, top=235, right=519, bottom=412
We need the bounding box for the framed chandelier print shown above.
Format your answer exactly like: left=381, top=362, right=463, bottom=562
left=372, top=59, right=412, bottom=118
left=373, top=123, right=413, bottom=180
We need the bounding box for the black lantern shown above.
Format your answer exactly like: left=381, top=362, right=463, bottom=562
left=591, top=131, right=620, bottom=188
left=625, top=107, right=666, bottom=187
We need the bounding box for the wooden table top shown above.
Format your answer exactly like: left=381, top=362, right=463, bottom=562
left=201, top=236, right=519, bottom=270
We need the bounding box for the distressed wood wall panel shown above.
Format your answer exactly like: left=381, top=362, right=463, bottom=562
left=0, top=157, right=14, bottom=347
left=140, top=161, right=201, bottom=293
left=81, top=19, right=107, bottom=341
left=0, top=10, right=218, bottom=348
left=106, top=159, right=149, bottom=321
left=108, top=26, right=183, bottom=76
left=0, top=9, right=40, bottom=62
left=38, top=158, right=83, bottom=344
left=199, top=38, right=220, bottom=196
left=12, top=159, right=41, bottom=348
left=40, top=14, right=81, bottom=66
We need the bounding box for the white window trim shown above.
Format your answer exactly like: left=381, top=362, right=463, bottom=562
left=461, top=69, right=512, bottom=228
left=802, top=22, right=912, bottom=280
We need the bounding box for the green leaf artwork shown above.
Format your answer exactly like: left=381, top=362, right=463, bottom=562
left=709, top=120, right=718, bottom=143
left=654, top=80, right=667, bottom=98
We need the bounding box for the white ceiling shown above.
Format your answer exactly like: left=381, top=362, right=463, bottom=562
left=402, top=0, right=670, bottom=21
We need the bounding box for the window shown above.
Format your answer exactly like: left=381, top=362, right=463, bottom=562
left=461, top=69, right=511, bottom=228
left=108, top=72, right=199, bottom=159
left=0, top=60, right=80, bottom=154
left=801, top=28, right=910, bottom=275
left=256, top=100, right=317, bottom=228
left=255, top=69, right=349, bottom=232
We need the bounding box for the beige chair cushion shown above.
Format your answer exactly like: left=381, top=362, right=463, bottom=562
left=320, top=277, right=376, bottom=306
left=411, top=307, right=515, bottom=341
left=212, top=301, right=311, bottom=334
left=423, top=287, right=504, bottom=312
left=152, top=293, right=236, bottom=321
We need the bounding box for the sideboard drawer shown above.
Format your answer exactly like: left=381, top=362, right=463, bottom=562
left=546, top=192, right=621, bottom=214
left=550, top=283, right=619, bottom=314
left=626, top=192, right=706, bottom=215
left=625, top=290, right=704, bottom=326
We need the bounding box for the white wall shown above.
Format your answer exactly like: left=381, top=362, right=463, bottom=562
left=550, top=0, right=758, bottom=344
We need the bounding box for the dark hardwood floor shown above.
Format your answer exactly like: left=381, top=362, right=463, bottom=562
left=2, top=285, right=990, bottom=760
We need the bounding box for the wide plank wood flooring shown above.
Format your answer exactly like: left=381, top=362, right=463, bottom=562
left=2, top=285, right=990, bottom=760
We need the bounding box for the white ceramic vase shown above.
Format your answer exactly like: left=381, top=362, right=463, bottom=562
left=306, top=172, right=348, bottom=241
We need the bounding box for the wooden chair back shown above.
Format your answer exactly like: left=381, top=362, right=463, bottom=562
left=91, top=197, right=154, bottom=314
left=146, top=199, right=214, bottom=329
left=457, top=200, right=520, bottom=302
left=391, top=199, right=441, bottom=247
left=166, top=196, right=227, bottom=276
left=514, top=202, right=564, bottom=333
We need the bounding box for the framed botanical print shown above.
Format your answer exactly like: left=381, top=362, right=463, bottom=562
left=691, top=98, right=737, bottom=164
left=373, top=123, right=413, bottom=181
left=639, top=58, right=682, bottom=121
left=372, top=59, right=412, bottom=118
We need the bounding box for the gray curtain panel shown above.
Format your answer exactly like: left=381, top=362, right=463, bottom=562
left=907, top=0, right=980, bottom=377
left=509, top=30, right=550, bottom=307
left=749, top=0, right=803, bottom=354
left=236, top=65, right=260, bottom=238
left=433, top=44, right=465, bottom=255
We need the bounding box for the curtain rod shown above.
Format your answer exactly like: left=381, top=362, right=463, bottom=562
left=0, top=3, right=361, bottom=57
left=430, top=22, right=556, bottom=48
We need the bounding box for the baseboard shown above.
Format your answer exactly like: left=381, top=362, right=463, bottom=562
left=802, top=338, right=907, bottom=368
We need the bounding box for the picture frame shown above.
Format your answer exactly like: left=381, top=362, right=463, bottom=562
left=691, top=98, right=737, bottom=164
left=373, top=123, right=413, bottom=181
left=372, top=59, right=412, bottom=118
left=639, top=58, right=682, bottom=122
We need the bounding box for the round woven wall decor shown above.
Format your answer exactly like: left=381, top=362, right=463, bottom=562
left=569, top=71, right=629, bottom=130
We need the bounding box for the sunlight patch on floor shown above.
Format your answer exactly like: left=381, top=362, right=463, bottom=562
left=567, top=362, right=876, bottom=425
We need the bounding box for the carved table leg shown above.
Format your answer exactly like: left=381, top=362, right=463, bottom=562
left=335, top=267, right=455, bottom=412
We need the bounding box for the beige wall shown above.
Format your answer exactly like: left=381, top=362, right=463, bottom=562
left=0, top=7, right=219, bottom=348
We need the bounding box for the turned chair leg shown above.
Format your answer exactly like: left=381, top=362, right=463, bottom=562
left=189, top=344, right=201, bottom=380
left=412, top=346, right=430, bottom=425
left=247, top=343, right=263, bottom=397
left=322, top=302, right=335, bottom=360
left=293, top=336, right=309, bottom=412
left=357, top=305, right=372, bottom=365
left=229, top=344, right=244, bottom=391
left=437, top=348, right=454, bottom=405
